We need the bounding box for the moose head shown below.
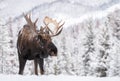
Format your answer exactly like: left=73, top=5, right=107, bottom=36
left=17, top=14, right=64, bottom=75
left=34, top=16, right=65, bottom=75
left=39, top=16, right=64, bottom=56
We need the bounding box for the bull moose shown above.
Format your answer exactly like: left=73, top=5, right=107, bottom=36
left=17, top=14, right=64, bottom=75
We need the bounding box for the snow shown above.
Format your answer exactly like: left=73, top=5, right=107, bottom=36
left=64, top=3, right=120, bottom=27
left=0, top=0, right=120, bottom=27
left=0, top=0, right=56, bottom=18
left=1, top=0, right=120, bottom=78
left=0, top=74, right=120, bottom=81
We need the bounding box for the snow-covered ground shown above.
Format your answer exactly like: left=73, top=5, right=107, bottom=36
left=0, top=74, right=120, bottom=81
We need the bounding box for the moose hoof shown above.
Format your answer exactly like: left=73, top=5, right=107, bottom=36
left=40, top=70, right=44, bottom=75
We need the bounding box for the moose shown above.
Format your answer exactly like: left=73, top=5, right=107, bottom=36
left=17, top=14, right=64, bottom=75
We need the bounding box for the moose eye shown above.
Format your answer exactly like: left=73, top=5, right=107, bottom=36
left=40, top=39, right=47, bottom=47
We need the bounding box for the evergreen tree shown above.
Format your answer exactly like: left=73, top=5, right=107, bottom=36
left=95, top=21, right=112, bottom=77
left=0, top=19, right=11, bottom=74
left=82, top=20, right=95, bottom=76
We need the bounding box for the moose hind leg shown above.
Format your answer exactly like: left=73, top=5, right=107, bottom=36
left=18, top=57, right=27, bottom=75
left=38, top=58, right=44, bottom=75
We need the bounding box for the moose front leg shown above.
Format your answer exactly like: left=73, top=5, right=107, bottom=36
left=34, top=59, right=38, bottom=75
left=18, top=57, right=27, bottom=75
left=38, top=58, right=44, bottom=75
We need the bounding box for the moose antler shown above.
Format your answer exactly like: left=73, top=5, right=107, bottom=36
left=23, top=13, right=38, bottom=32
left=39, top=26, right=46, bottom=34
left=43, top=16, right=65, bottom=37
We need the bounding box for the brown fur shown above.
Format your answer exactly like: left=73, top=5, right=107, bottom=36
left=18, top=25, right=37, bottom=51
left=17, top=15, right=63, bottom=75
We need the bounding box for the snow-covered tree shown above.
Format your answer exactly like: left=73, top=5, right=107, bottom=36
left=81, top=19, right=96, bottom=76
left=0, top=18, right=12, bottom=74
left=107, top=10, right=120, bottom=76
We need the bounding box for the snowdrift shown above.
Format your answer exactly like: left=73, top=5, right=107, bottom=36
left=0, top=74, right=120, bottom=81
